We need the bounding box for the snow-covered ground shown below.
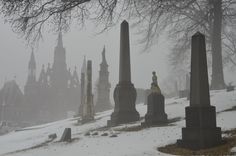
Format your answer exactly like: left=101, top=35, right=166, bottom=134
left=0, top=90, right=236, bottom=156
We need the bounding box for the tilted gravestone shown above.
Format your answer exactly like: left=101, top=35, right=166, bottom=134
left=60, top=128, right=71, bottom=142
left=177, top=32, right=222, bottom=150
left=107, top=20, right=140, bottom=126
left=142, top=72, right=167, bottom=126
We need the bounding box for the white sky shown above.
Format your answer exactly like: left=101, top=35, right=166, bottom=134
left=0, top=19, right=170, bottom=92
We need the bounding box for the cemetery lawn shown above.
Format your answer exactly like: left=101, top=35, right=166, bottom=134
left=0, top=90, right=236, bottom=156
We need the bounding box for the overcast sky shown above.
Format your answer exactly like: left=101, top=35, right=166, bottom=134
left=0, top=18, right=171, bottom=92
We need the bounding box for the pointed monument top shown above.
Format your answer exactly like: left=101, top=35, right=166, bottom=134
left=57, top=31, right=63, bottom=47
left=193, top=31, right=204, bottom=37
left=102, top=46, right=107, bottom=65
left=29, top=50, right=36, bottom=69
left=122, top=20, right=128, bottom=25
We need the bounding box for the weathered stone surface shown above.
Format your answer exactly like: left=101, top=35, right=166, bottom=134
left=60, top=128, right=71, bottom=142
left=82, top=60, right=95, bottom=123
left=177, top=32, right=222, bottom=150
left=107, top=20, right=140, bottom=126
left=142, top=72, right=167, bottom=125
left=143, top=92, right=167, bottom=125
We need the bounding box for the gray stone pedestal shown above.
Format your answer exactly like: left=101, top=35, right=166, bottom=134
left=142, top=92, right=167, bottom=126
left=177, top=106, right=222, bottom=149
left=107, top=82, right=140, bottom=126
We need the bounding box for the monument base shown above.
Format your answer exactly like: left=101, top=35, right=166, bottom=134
left=142, top=113, right=167, bottom=126
left=177, top=106, right=222, bottom=150
left=107, top=110, right=140, bottom=127
left=81, top=116, right=94, bottom=124
left=107, top=82, right=140, bottom=127
left=142, top=92, right=168, bottom=126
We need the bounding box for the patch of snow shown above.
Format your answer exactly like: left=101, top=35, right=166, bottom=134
left=0, top=90, right=235, bottom=156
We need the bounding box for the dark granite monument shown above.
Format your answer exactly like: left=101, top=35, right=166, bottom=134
left=177, top=32, right=222, bottom=150
left=142, top=72, right=167, bottom=125
left=107, top=20, right=140, bottom=126
left=82, top=60, right=94, bottom=123
left=78, top=56, right=86, bottom=117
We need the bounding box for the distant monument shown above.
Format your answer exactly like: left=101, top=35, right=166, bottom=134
left=142, top=71, right=167, bottom=125
left=79, top=56, right=86, bottom=117
left=177, top=32, right=222, bottom=150
left=95, top=46, right=112, bottom=112
left=82, top=60, right=95, bottom=123
left=107, top=20, right=140, bottom=126
left=186, top=73, right=190, bottom=100
left=23, top=32, right=81, bottom=125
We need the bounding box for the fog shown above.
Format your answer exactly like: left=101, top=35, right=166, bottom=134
left=0, top=20, right=170, bottom=92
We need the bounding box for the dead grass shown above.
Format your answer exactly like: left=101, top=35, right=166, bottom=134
left=158, top=129, right=236, bottom=156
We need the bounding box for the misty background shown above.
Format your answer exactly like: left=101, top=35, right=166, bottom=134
left=0, top=18, right=171, bottom=94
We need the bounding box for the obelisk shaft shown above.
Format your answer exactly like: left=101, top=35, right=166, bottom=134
left=190, top=32, right=210, bottom=107
left=119, top=20, right=131, bottom=82
left=107, top=20, right=140, bottom=126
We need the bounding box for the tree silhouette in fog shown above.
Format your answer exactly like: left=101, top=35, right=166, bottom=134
left=1, top=0, right=236, bottom=89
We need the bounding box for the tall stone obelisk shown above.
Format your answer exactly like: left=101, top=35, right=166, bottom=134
left=82, top=60, right=94, bottom=123
left=107, top=20, right=140, bottom=126
left=177, top=32, right=222, bottom=150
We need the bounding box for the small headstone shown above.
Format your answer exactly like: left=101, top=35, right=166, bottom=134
left=179, top=90, right=188, bottom=98
left=92, top=132, right=98, bottom=136
left=110, top=134, right=118, bottom=138
left=60, top=128, right=71, bottom=142
left=226, top=83, right=235, bottom=92
left=48, top=133, right=57, bottom=140
left=101, top=133, right=108, bottom=136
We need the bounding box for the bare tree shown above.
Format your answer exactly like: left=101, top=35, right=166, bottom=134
left=129, top=0, right=236, bottom=89
left=1, top=0, right=236, bottom=89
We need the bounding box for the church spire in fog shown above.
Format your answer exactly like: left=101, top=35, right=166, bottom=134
left=27, top=50, right=36, bottom=84
left=81, top=55, right=87, bottom=74
left=57, top=31, right=63, bottom=48
left=51, top=32, right=68, bottom=90
left=101, top=46, right=108, bottom=66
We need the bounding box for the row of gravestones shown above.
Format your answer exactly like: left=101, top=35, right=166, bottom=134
left=75, top=20, right=223, bottom=150
left=107, top=20, right=223, bottom=150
